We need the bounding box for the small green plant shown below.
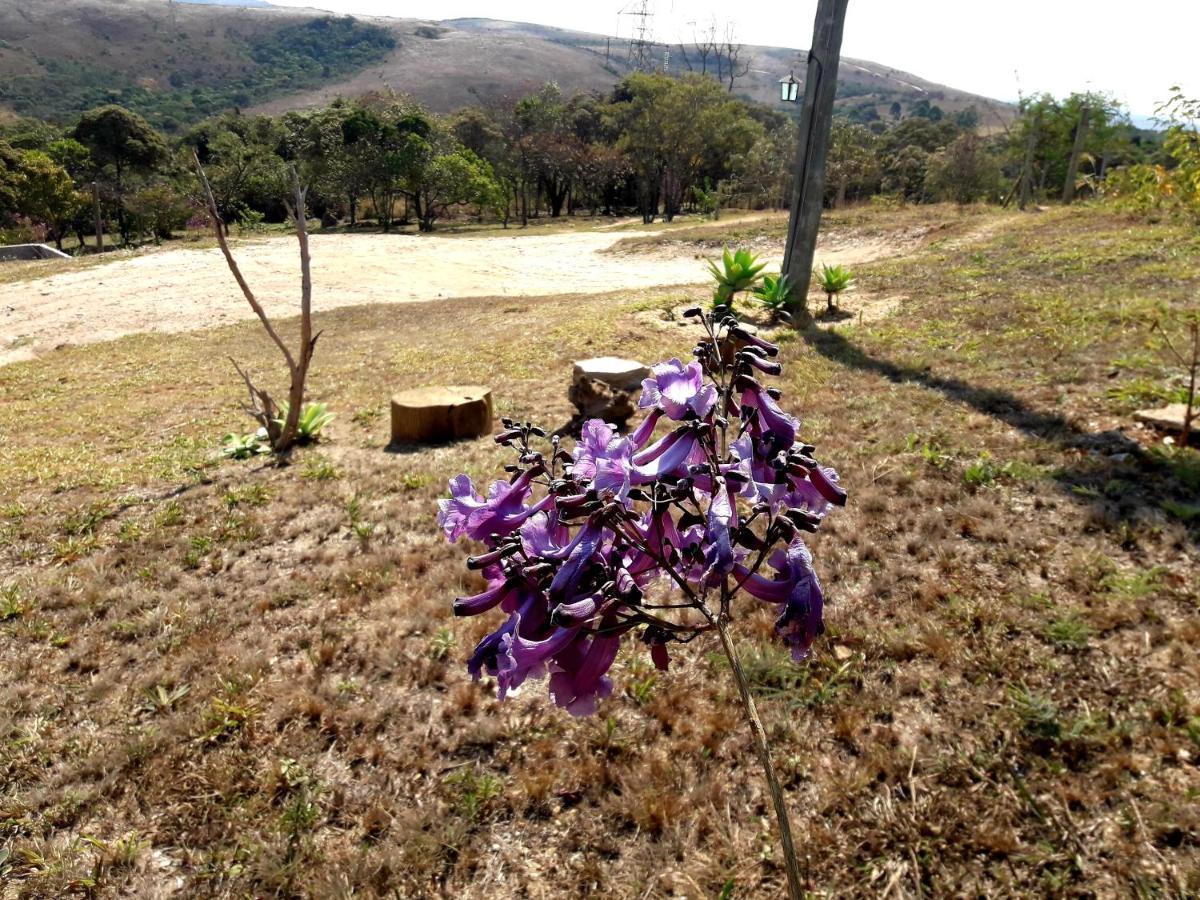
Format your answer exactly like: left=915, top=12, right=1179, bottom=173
left=141, top=683, right=191, bottom=715
left=221, top=431, right=268, bottom=460
left=0, top=584, right=29, bottom=621
left=275, top=402, right=334, bottom=445
left=814, top=263, right=855, bottom=312
left=1043, top=616, right=1091, bottom=651
left=443, top=767, right=502, bottom=821
left=751, top=273, right=794, bottom=323
left=707, top=247, right=767, bottom=309
left=302, top=454, right=338, bottom=480
left=428, top=626, right=456, bottom=661
left=223, top=484, right=271, bottom=509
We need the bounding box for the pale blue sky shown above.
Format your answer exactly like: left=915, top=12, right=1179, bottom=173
left=267, top=0, right=1198, bottom=118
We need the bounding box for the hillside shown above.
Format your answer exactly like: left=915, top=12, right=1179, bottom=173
left=0, top=0, right=1012, bottom=131
left=0, top=0, right=395, bottom=130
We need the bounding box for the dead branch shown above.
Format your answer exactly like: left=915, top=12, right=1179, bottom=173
left=195, top=153, right=317, bottom=454
left=194, top=152, right=297, bottom=373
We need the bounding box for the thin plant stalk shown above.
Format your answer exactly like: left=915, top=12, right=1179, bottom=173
left=712, top=613, right=806, bottom=900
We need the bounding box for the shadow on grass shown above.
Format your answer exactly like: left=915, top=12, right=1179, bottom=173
left=801, top=325, right=1200, bottom=537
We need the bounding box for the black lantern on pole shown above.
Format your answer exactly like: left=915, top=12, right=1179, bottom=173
left=779, top=71, right=800, bottom=103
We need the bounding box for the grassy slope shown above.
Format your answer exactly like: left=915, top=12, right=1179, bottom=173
left=0, top=206, right=1197, bottom=897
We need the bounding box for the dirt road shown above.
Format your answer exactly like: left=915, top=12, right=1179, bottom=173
left=0, top=224, right=904, bottom=367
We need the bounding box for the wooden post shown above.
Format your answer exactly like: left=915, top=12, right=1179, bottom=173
left=1061, top=104, right=1090, bottom=204
left=1018, top=109, right=1039, bottom=210
left=782, top=0, right=850, bottom=314
left=92, top=181, right=103, bottom=254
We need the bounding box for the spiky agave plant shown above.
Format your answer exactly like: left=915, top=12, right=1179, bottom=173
left=708, top=247, right=767, bottom=310
left=274, top=401, right=335, bottom=445
left=752, top=273, right=794, bottom=323
left=814, top=263, right=855, bottom=312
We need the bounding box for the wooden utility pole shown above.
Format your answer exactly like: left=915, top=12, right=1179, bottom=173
left=92, top=181, right=103, bottom=254
left=1018, top=109, right=1040, bottom=210
left=782, top=0, right=850, bottom=313
left=1061, top=104, right=1090, bottom=204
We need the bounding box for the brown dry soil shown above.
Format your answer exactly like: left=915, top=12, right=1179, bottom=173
left=0, top=204, right=1197, bottom=899
left=0, top=211, right=912, bottom=368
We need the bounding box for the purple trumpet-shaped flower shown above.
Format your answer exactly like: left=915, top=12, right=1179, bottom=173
left=548, top=517, right=606, bottom=601
left=572, top=419, right=634, bottom=499
left=735, top=540, right=825, bottom=661
left=702, top=478, right=736, bottom=583
left=631, top=427, right=703, bottom=483
left=640, top=358, right=719, bottom=421
left=497, top=620, right=582, bottom=699
left=437, top=469, right=550, bottom=544
left=739, top=379, right=799, bottom=451
left=548, top=629, right=623, bottom=717
left=453, top=571, right=514, bottom=617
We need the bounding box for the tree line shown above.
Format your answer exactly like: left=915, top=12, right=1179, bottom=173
left=0, top=74, right=1182, bottom=251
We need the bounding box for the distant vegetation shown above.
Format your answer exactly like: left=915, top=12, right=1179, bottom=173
left=0, top=17, right=395, bottom=132
left=0, top=68, right=1191, bottom=250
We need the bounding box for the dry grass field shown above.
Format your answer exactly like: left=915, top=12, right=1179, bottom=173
left=0, top=204, right=1197, bottom=898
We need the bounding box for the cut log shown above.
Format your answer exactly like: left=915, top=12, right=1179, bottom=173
left=572, top=357, right=650, bottom=392
left=390, top=385, right=493, bottom=444
left=566, top=358, right=649, bottom=432
left=1134, top=403, right=1193, bottom=436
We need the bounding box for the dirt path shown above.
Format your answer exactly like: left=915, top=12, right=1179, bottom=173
left=0, top=224, right=907, bottom=367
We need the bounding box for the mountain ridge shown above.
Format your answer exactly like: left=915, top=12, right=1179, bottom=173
left=0, top=0, right=1014, bottom=129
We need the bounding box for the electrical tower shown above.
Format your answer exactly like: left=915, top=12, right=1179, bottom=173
left=620, top=0, right=656, bottom=73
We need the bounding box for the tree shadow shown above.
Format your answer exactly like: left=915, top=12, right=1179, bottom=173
left=800, top=325, right=1200, bottom=539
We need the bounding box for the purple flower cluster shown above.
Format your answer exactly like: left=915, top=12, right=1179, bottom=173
left=437, top=308, right=846, bottom=716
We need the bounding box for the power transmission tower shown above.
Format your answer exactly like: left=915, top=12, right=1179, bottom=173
left=621, top=0, right=656, bottom=73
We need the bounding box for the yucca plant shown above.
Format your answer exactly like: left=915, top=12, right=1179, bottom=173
left=751, top=273, right=794, bottom=323
left=274, top=402, right=335, bottom=445
left=815, top=263, right=855, bottom=312
left=708, top=247, right=767, bottom=309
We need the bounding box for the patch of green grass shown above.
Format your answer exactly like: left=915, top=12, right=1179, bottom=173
left=1105, top=377, right=1190, bottom=411
left=0, top=584, right=29, bottom=621
left=1042, top=616, right=1092, bottom=651
left=1162, top=499, right=1200, bottom=523
left=1099, top=567, right=1165, bottom=602
left=301, top=455, right=338, bottom=481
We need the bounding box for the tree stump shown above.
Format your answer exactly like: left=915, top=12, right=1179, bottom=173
left=1134, top=404, right=1194, bottom=444
left=390, top=385, right=493, bottom=444
left=564, top=357, right=649, bottom=434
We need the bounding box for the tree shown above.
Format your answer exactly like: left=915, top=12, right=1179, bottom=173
left=14, top=151, right=84, bottom=250
left=825, top=119, right=879, bottom=207
left=127, top=183, right=193, bottom=243
left=196, top=159, right=319, bottom=455
left=925, top=133, right=1002, bottom=204
left=403, top=138, right=499, bottom=232
left=186, top=115, right=288, bottom=234
left=615, top=73, right=761, bottom=223
left=73, top=105, right=169, bottom=244
left=0, top=142, right=23, bottom=229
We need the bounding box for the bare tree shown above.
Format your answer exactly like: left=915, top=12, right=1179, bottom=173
left=722, top=22, right=752, bottom=93
left=195, top=153, right=320, bottom=454
left=690, top=18, right=718, bottom=76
